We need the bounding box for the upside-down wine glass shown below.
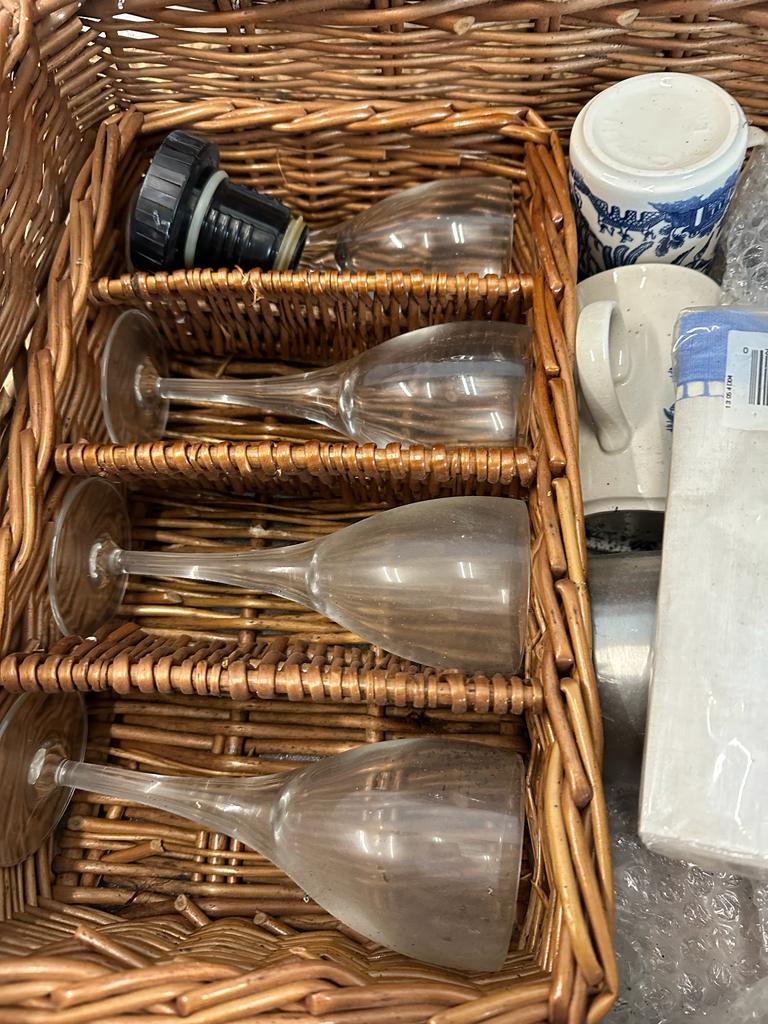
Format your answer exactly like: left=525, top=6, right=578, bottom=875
left=100, top=311, right=532, bottom=446
left=0, top=693, right=525, bottom=970
left=49, top=482, right=530, bottom=675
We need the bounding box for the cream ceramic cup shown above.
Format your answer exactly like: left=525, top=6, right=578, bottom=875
left=570, top=73, right=752, bottom=278
left=577, top=264, right=721, bottom=523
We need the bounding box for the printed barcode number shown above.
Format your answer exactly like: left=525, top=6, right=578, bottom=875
left=724, top=331, right=768, bottom=430
left=748, top=347, right=768, bottom=406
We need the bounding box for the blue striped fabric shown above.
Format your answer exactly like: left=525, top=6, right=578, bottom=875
left=674, top=306, right=768, bottom=400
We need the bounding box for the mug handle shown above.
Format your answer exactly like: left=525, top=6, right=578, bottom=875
left=576, top=300, right=633, bottom=453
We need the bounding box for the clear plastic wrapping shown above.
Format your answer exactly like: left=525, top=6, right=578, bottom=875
left=607, top=780, right=768, bottom=1024
left=720, top=143, right=768, bottom=306
left=639, top=306, right=768, bottom=875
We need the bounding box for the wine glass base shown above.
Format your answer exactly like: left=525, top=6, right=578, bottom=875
left=49, top=478, right=131, bottom=636
left=101, top=309, right=170, bottom=443
left=0, top=693, right=87, bottom=866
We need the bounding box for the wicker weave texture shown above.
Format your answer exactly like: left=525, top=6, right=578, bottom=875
left=0, top=90, right=618, bottom=1021
left=1, top=3, right=767, bottom=1019
left=0, top=1, right=98, bottom=449
left=0, top=0, right=713, bottom=1016
left=0, top=717, right=554, bottom=1024
left=1, top=101, right=572, bottom=651
left=70, top=0, right=768, bottom=133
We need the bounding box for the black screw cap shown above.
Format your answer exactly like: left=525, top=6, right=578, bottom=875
left=129, top=131, right=307, bottom=273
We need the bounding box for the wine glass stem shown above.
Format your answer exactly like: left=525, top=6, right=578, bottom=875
left=55, top=760, right=282, bottom=856
left=156, top=365, right=346, bottom=434
left=112, top=542, right=316, bottom=605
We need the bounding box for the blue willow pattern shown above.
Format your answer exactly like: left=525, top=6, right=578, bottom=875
left=571, top=168, right=739, bottom=278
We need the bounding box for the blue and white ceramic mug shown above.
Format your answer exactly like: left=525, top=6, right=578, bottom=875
left=570, top=73, right=751, bottom=279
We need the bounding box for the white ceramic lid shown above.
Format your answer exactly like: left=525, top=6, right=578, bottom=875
left=582, top=73, right=745, bottom=178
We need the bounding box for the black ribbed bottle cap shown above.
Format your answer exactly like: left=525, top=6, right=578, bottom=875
left=129, top=131, right=307, bottom=273
left=130, top=132, right=219, bottom=273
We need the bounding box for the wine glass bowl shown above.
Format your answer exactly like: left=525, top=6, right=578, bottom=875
left=100, top=310, right=532, bottom=447
left=306, top=496, right=530, bottom=673
left=335, top=320, right=531, bottom=446
left=322, top=176, right=516, bottom=276
left=269, top=736, right=525, bottom=970
left=0, top=693, right=526, bottom=970
left=49, top=481, right=531, bottom=676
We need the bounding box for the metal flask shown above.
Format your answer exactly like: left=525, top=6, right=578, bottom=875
left=590, top=550, right=660, bottom=779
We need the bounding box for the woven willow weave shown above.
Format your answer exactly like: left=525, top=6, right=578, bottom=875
left=3, top=3, right=762, bottom=1021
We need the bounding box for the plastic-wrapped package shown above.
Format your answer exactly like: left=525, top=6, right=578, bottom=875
left=720, top=142, right=768, bottom=305
left=588, top=539, right=768, bottom=1022
left=639, top=307, right=768, bottom=875
left=606, top=779, right=768, bottom=1024
left=708, top=977, right=768, bottom=1023
left=591, top=311, right=768, bottom=1018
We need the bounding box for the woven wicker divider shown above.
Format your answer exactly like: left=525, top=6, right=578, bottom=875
left=74, top=0, right=768, bottom=132
left=0, top=92, right=617, bottom=1020
left=93, top=267, right=535, bottom=357
left=55, top=440, right=536, bottom=499
left=0, top=0, right=629, bottom=1007
left=2, top=99, right=572, bottom=652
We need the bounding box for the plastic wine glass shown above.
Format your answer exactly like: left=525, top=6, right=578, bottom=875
left=49, top=482, right=530, bottom=674
left=101, top=310, right=531, bottom=446
left=303, top=176, right=516, bottom=275
left=0, top=693, right=525, bottom=970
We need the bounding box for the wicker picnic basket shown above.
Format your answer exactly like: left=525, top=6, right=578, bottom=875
left=1, top=2, right=766, bottom=1022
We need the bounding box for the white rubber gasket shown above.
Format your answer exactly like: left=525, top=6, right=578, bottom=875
left=273, top=214, right=306, bottom=271
left=183, top=169, right=227, bottom=269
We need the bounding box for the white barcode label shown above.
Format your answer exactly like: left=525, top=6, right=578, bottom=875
left=724, top=330, right=768, bottom=430
left=748, top=346, right=768, bottom=406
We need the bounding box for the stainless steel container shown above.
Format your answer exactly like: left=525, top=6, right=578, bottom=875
left=590, top=550, right=660, bottom=776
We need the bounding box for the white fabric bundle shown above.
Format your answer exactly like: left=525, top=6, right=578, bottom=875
left=640, top=307, right=768, bottom=875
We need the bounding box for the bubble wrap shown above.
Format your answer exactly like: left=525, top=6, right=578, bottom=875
left=605, top=779, right=768, bottom=1023
left=720, top=143, right=768, bottom=306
